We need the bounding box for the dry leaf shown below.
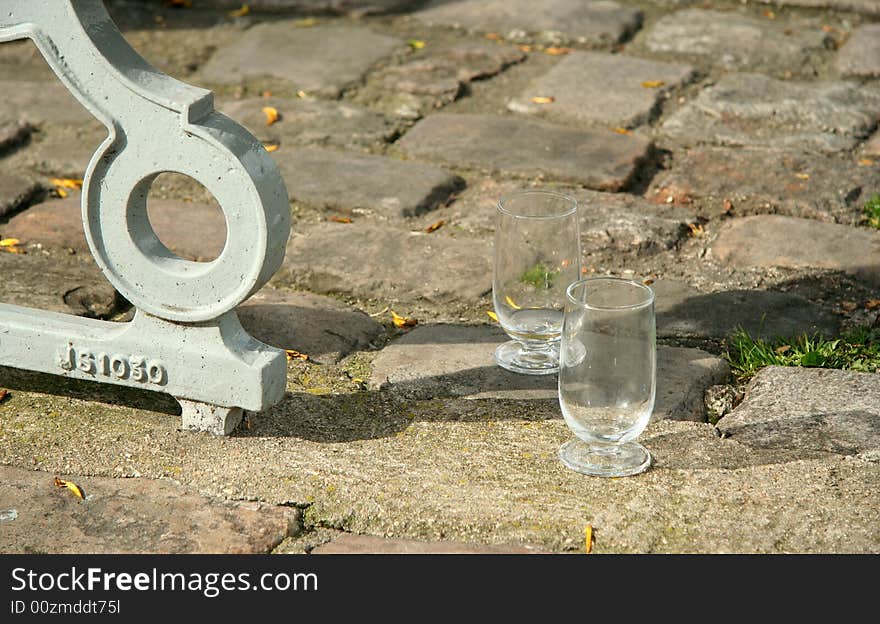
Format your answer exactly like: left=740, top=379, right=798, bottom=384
left=486, top=310, right=499, bottom=322
left=775, top=344, right=791, bottom=354
left=794, top=172, right=810, bottom=180
left=228, top=4, right=250, bottom=17
left=687, top=222, right=704, bottom=236
left=285, top=349, right=309, bottom=361
left=50, top=178, right=83, bottom=190
left=425, top=219, right=445, bottom=233
left=297, top=90, right=308, bottom=99
left=613, top=127, right=633, bottom=135
left=328, top=216, right=353, bottom=223
left=261, top=90, right=272, bottom=98
left=56, top=188, right=68, bottom=198
left=640, top=80, right=665, bottom=88
left=840, top=300, right=858, bottom=312
left=763, top=9, right=776, bottom=18
left=54, top=476, right=85, bottom=500
left=544, top=47, right=573, bottom=56
left=262, top=106, right=280, bottom=126
left=531, top=96, right=555, bottom=104
left=391, top=310, right=417, bottom=329
left=407, top=39, right=426, bottom=50
left=262, top=142, right=280, bottom=152
left=294, top=17, right=318, bottom=27
left=643, top=278, right=655, bottom=286
left=584, top=524, right=593, bottom=554
left=0, top=238, right=20, bottom=247
left=518, top=44, right=532, bottom=52
left=484, top=32, right=503, bottom=41
left=865, top=299, right=880, bottom=310
left=504, top=295, right=522, bottom=310
left=0, top=389, right=8, bottom=402
left=858, top=158, right=875, bottom=166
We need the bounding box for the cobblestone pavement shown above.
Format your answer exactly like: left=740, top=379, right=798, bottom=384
left=1, top=0, right=879, bottom=554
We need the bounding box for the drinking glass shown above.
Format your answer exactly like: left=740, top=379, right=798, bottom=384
left=558, top=277, right=655, bottom=477
left=493, top=190, right=580, bottom=375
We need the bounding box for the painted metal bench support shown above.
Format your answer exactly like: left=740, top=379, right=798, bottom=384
left=0, top=1, right=291, bottom=434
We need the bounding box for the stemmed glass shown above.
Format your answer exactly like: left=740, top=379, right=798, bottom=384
left=493, top=190, right=580, bottom=375
left=558, top=277, right=656, bottom=477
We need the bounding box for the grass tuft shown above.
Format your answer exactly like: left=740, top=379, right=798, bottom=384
left=864, top=194, right=880, bottom=229
left=724, top=326, right=880, bottom=381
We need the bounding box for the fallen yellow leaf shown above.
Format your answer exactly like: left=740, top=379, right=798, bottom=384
left=391, top=310, right=417, bottom=329
left=262, top=106, right=280, bottom=126
left=294, top=17, right=318, bottom=27
left=687, top=222, right=704, bottom=236
left=794, top=172, right=810, bottom=180
left=425, top=219, right=445, bottom=233
left=775, top=344, right=792, bottom=354
left=858, top=158, right=875, bottom=166
left=531, top=96, right=555, bottom=104
left=486, top=310, right=499, bottom=322
left=584, top=524, right=593, bottom=554
left=285, top=349, right=309, bottom=361
left=262, top=142, right=280, bottom=152
left=56, top=188, right=68, bottom=198
left=228, top=4, right=250, bottom=17
left=49, top=178, right=83, bottom=190
left=763, top=9, right=776, bottom=18
left=518, top=44, right=532, bottom=52
left=640, top=80, right=665, bottom=88
left=54, top=476, right=85, bottom=500
left=0, top=238, right=20, bottom=247
left=504, top=295, right=521, bottom=310
left=865, top=299, right=880, bottom=310
left=613, top=127, right=633, bottom=135
left=407, top=39, right=426, bottom=49
left=544, top=47, right=573, bottom=56
left=328, top=216, right=353, bottom=223
left=297, top=90, right=308, bottom=99
left=484, top=32, right=503, bottom=41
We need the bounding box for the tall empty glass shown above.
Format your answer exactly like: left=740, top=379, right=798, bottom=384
left=558, top=277, right=655, bottom=477
left=493, top=191, right=580, bottom=375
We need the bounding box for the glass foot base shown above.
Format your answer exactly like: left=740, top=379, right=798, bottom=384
left=494, top=340, right=558, bottom=375
left=558, top=439, right=651, bottom=477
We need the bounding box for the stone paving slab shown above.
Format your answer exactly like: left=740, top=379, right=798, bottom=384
left=642, top=9, right=831, bottom=75
left=863, top=132, right=880, bottom=158
left=0, top=80, right=96, bottom=127
left=9, top=125, right=107, bottom=178
left=836, top=23, right=880, bottom=78
left=311, top=533, right=544, bottom=553
left=414, top=0, right=643, bottom=46
left=377, top=42, right=525, bottom=109
left=711, top=215, right=880, bottom=287
left=397, top=113, right=652, bottom=191
left=199, top=22, right=401, bottom=97
left=0, top=40, right=56, bottom=82
left=275, top=147, right=463, bottom=218
left=647, top=147, right=880, bottom=224
left=0, top=466, right=298, bottom=554
left=0, top=252, right=119, bottom=318
left=278, top=222, right=492, bottom=303
left=4, top=197, right=227, bottom=262
left=220, top=96, right=401, bottom=151
left=717, top=366, right=880, bottom=456
left=237, top=287, right=384, bottom=364
left=753, top=0, right=880, bottom=15
left=508, top=51, right=695, bottom=129
left=0, top=393, right=876, bottom=552
left=0, top=174, right=41, bottom=219
left=368, top=324, right=730, bottom=422
left=652, top=280, right=841, bottom=343
left=660, top=73, right=880, bottom=153
left=416, top=179, right=696, bottom=253
left=207, top=0, right=422, bottom=14
left=0, top=119, right=31, bottom=154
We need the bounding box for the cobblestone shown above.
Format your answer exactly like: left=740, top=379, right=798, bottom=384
left=643, top=9, right=832, bottom=76
left=199, top=22, right=402, bottom=97
left=508, top=51, right=696, bottom=128
left=276, top=147, right=463, bottom=218
left=398, top=113, right=652, bottom=190
left=835, top=23, right=880, bottom=78
left=661, top=73, right=880, bottom=153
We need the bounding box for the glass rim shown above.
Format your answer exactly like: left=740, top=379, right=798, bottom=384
left=497, top=189, right=578, bottom=220
left=565, top=276, right=655, bottom=311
